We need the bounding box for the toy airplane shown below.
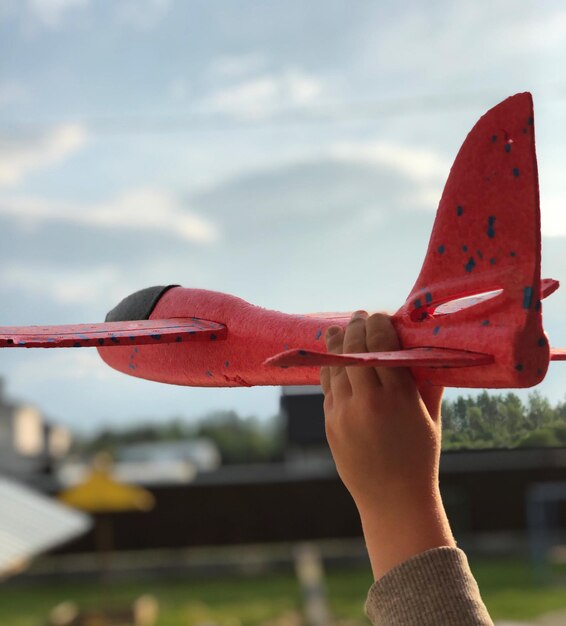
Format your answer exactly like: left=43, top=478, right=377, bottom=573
left=1, top=92, right=565, bottom=389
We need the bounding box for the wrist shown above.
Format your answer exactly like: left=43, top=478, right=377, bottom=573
left=357, top=486, right=456, bottom=580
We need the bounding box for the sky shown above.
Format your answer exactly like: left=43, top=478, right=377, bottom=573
left=1, top=0, right=566, bottom=433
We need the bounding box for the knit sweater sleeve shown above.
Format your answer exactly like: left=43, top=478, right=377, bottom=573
left=365, top=547, right=494, bottom=626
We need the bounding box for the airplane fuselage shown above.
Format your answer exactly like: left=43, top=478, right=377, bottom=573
left=97, top=287, right=351, bottom=387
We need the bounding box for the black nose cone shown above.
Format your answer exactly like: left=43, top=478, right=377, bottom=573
left=105, top=285, right=179, bottom=322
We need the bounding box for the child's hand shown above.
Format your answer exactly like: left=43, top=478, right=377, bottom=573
left=321, top=311, right=455, bottom=579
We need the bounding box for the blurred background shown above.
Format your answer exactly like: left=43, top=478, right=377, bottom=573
left=0, top=1, right=566, bottom=624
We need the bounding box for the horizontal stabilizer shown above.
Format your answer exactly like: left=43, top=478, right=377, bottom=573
left=541, top=278, right=560, bottom=299
left=265, top=347, right=494, bottom=369
left=550, top=348, right=566, bottom=361
left=0, top=318, right=226, bottom=348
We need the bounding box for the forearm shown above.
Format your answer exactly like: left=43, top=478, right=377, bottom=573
left=358, top=485, right=455, bottom=580
left=321, top=315, right=492, bottom=625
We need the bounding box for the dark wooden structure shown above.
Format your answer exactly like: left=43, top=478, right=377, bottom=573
left=53, top=389, right=566, bottom=554
left=51, top=448, right=566, bottom=554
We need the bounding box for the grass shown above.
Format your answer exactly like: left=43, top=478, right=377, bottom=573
left=473, top=558, right=566, bottom=621
left=0, top=558, right=564, bottom=625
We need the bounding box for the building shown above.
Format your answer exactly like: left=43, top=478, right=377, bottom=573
left=58, top=438, right=221, bottom=487
left=0, top=379, right=71, bottom=485
left=281, top=385, right=332, bottom=467
left=18, top=384, right=566, bottom=563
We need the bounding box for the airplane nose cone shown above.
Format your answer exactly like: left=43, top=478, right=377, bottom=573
left=105, top=285, right=179, bottom=322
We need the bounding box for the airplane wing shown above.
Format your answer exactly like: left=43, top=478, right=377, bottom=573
left=550, top=348, right=566, bottom=361
left=0, top=318, right=226, bottom=348
left=265, top=347, right=494, bottom=368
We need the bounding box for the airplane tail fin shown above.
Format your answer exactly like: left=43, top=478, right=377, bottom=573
left=393, top=92, right=551, bottom=388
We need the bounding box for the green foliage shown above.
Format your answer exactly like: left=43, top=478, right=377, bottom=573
left=554, top=423, right=566, bottom=443
left=74, top=391, right=566, bottom=461
left=517, top=427, right=562, bottom=448
left=195, top=410, right=284, bottom=464
left=73, top=417, right=193, bottom=457
left=441, top=391, right=566, bottom=450
left=74, top=411, right=285, bottom=465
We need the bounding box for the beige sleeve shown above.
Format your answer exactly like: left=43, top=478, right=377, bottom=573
left=365, top=546, right=494, bottom=626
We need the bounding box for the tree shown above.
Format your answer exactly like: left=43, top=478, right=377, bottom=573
left=497, top=393, right=527, bottom=444
left=465, top=406, right=492, bottom=445
left=518, top=428, right=561, bottom=448
left=526, top=391, right=554, bottom=430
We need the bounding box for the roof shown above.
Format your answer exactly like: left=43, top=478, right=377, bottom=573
left=58, top=465, right=155, bottom=513
left=440, top=447, right=566, bottom=472
left=118, top=439, right=220, bottom=471
left=0, top=476, right=91, bottom=578
left=281, top=385, right=323, bottom=396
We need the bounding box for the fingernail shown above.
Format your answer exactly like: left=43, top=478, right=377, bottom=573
left=326, top=326, right=340, bottom=339
left=351, top=310, right=367, bottom=320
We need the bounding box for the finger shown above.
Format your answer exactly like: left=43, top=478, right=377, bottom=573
left=326, top=325, right=351, bottom=398
left=320, top=366, right=330, bottom=396
left=365, top=313, right=414, bottom=390
left=419, top=384, right=444, bottom=422
left=343, top=310, right=381, bottom=392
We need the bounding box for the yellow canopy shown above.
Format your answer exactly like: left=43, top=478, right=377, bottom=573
left=58, top=453, right=154, bottom=513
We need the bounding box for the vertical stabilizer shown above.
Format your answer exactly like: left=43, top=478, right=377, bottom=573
left=394, top=93, right=549, bottom=388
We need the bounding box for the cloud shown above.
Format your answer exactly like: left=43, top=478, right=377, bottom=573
left=0, top=187, right=220, bottom=244
left=203, top=69, right=324, bottom=120
left=538, top=158, right=566, bottom=238
left=359, top=3, right=566, bottom=91
left=209, top=52, right=268, bottom=79
left=167, top=77, right=191, bottom=103
left=495, top=8, right=566, bottom=55
left=114, top=0, right=172, bottom=31
left=540, top=190, right=566, bottom=237
left=0, top=123, right=87, bottom=187
left=190, top=157, right=435, bottom=310
left=27, top=0, right=89, bottom=28
left=0, top=82, right=27, bottom=107
left=10, top=349, right=113, bottom=384
left=329, top=140, right=450, bottom=184
left=0, top=263, right=127, bottom=306
left=326, top=139, right=450, bottom=211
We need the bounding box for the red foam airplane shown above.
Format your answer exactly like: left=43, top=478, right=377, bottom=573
left=1, top=92, right=565, bottom=389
